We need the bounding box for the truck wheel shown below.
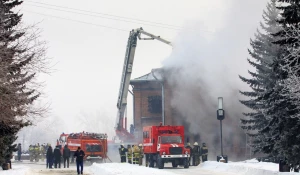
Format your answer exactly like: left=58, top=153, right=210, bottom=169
left=172, top=161, right=178, bottom=168
left=183, top=158, right=189, bottom=169
left=157, top=157, right=164, bottom=169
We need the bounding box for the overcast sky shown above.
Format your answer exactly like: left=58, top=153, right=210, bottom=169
left=19, top=0, right=268, bottom=140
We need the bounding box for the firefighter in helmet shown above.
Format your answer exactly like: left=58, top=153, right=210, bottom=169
left=127, top=145, right=132, bottom=164
left=192, top=142, right=201, bottom=166
left=201, top=142, right=208, bottom=162
left=185, top=142, right=193, bottom=166
left=132, top=145, right=140, bottom=165
left=138, top=144, right=143, bottom=166
left=40, top=144, right=45, bottom=161
left=119, top=144, right=127, bottom=163
left=29, top=145, right=34, bottom=162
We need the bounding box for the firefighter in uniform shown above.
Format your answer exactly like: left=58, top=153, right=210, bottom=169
left=132, top=145, right=140, bottom=165
left=127, top=145, right=132, bottom=164
left=192, top=142, right=201, bottom=166
left=201, top=143, right=208, bottom=162
left=138, top=144, right=143, bottom=166
left=40, top=144, right=45, bottom=161
left=119, top=144, right=127, bottom=163
left=185, top=143, right=193, bottom=166
left=34, top=144, right=40, bottom=162
left=29, top=145, right=34, bottom=162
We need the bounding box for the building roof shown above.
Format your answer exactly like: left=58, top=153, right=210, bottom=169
left=130, top=68, right=164, bottom=84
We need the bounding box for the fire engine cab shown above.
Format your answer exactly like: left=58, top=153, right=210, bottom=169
left=143, top=125, right=190, bottom=169
left=57, top=132, right=108, bottom=163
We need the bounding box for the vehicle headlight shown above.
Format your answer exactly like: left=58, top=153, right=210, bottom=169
left=185, top=151, right=188, bottom=154
left=163, top=152, right=166, bottom=155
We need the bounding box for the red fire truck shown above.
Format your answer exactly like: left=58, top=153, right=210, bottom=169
left=57, top=132, right=108, bottom=163
left=143, top=125, right=190, bottom=169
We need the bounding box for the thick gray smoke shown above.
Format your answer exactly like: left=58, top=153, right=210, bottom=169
left=162, top=0, right=268, bottom=160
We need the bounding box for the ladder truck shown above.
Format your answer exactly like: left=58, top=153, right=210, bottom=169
left=115, top=27, right=171, bottom=142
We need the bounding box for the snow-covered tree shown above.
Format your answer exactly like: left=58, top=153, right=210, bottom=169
left=239, top=0, right=282, bottom=154
left=267, top=0, right=300, bottom=168
left=0, top=0, right=47, bottom=165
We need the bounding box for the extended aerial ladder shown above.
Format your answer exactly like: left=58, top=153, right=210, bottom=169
left=116, top=27, right=171, bottom=141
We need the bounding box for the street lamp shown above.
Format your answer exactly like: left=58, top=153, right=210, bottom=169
left=217, top=97, right=228, bottom=163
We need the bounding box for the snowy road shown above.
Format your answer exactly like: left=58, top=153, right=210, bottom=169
left=89, top=163, right=239, bottom=175
left=11, top=161, right=238, bottom=175
left=9, top=160, right=297, bottom=175
left=161, top=165, right=237, bottom=175
left=13, top=160, right=91, bottom=175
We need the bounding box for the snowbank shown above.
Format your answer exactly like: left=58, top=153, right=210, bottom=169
left=89, top=163, right=178, bottom=175
left=201, top=159, right=300, bottom=175
left=0, top=165, right=29, bottom=175
left=89, top=160, right=300, bottom=175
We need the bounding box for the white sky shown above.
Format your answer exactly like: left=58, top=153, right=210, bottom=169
left=19, top=0, right=268, bottom=139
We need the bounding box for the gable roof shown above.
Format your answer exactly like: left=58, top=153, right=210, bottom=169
left=130, top=68, right=164, bottom=84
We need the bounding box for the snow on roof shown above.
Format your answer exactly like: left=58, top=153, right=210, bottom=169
left=130, top=68, right=164, bottom=84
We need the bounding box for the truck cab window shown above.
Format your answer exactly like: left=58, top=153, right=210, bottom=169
left=60, top=136, right=66, bottom=142
left=161, top=136, right=182, bottom=144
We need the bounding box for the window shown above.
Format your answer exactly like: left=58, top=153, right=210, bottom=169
left=86, top=144, right=102, bottom=152
left=60, top=136, right=66, bottom=142
left=148, top=96, right=162, bottom=113
left=143, top=131, right=149, bottom=138
left=161, top=136, right=182, bottom=144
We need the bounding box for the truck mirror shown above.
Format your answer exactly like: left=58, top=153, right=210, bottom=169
left=152, top=139, right=155, bottom=143
left=187, top=137, right=189, bottom=143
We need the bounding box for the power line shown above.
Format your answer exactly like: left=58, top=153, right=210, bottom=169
left=24, top=3, right=181, bottom=31
left=25, top=0, right=183, bottom=29
left=23, top=10, right=129, bottom=32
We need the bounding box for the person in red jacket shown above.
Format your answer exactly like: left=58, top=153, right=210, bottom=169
left=74, top=147, right=85, bottom=175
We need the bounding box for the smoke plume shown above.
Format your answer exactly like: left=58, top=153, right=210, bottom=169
left=162, top=0, right=268, bottom=160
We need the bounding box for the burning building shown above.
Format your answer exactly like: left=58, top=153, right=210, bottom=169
left=130, top=68, right=249, bottom=161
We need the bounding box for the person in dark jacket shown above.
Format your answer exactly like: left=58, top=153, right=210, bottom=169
left=119, top=144, right=127, bottom=163
left=17, top=143, right=22, bottom=161
left=185, top=143, right=193, bottom=166
left=63, top=145, right=71, bottom=168
left=46, top=145, right=53, bottom=169
left=201, top=143, right=208, bottom=162
left=53, top=145, right=62, bottom=168
left=74, top=147, right=85, bottom=175
left=192, top=142, right=201, bottom=166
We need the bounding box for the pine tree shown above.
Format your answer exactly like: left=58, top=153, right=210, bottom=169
left=264, top=0, right=300, bottom=168
left=239, top=0, right=282, bottom=155
left=0, top=0, right=47, bottom=165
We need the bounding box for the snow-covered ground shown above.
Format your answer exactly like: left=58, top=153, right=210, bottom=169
left=0, top=165, right=29, bottom=175
left=88, top=159, right=300, bottom=175
left=1, top=159, right=300, bottom=175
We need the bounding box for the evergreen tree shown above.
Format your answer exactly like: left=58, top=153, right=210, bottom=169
left=266, top=0, right=300, bottom=168
left=0, top=0, right=47, bottom=165
left=239, top=0, right=282, bottom=154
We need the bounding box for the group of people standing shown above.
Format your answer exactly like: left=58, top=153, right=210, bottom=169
left=28, top=143, right=47, bottom=162
left=186, top=142, right=208, bottom=166
left=46, top=145, right=71, bottom=169
left=119, top=144, right=143, bottom=165
left=46, top=145, right=85, bottom=175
